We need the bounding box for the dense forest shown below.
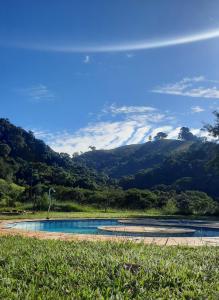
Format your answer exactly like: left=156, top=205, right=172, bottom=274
left=0, top=112, right=219, bottom=215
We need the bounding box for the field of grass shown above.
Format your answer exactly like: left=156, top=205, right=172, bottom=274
left=0, top=236, right=218, bottom=299
left=1, top=204, right=218, bottom=221
left=0, top=209, right=165, bottom=221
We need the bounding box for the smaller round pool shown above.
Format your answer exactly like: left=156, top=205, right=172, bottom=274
left=7, top=219, right=219, bottom=238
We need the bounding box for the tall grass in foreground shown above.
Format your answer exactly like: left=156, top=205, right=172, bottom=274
left=0, top=236, right=218, bottom=299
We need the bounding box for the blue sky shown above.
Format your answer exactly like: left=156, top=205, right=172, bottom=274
left=1, top=0, right=219, bottom=153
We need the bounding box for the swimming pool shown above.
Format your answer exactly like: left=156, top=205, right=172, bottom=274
left=7, top=219, right=219, bottom=238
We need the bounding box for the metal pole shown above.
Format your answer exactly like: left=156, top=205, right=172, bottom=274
left=47, top=188, right=55, bottom=219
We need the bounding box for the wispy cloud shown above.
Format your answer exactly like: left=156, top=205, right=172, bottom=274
left=152, top=76, right=219, bottom=99
left=33, top=104, right=177, bottom=154
left=19, top=84, right=55, bottom=102
left=36, top=121, right=210, bottom=155
left=3, top=28, right=219, bottom=53
left=191, top=106, right=205, bottom=113
left=83, top=55, right=90, bottom=64
left=36, top=120, right=152, bottom=154
left=103, top=104, right=156, bottom=115
left=126, top=53, right=134, bottom=58
left=33, top=103, right=212, bottom=154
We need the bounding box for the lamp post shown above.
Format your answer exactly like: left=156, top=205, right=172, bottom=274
left=47, top=187, right=56, bottom=219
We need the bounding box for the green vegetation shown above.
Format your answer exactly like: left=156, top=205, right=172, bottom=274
left=0, top=185, right=218, bottom=216
left=0, top=113, right=219, bottom=216
left=0, top=236, right=218, bottom=299
left=0, top=179, right=25, bottom=208
left=0, top=209, right=163, bottom=221
left=0, top=115, right=219, bottom=299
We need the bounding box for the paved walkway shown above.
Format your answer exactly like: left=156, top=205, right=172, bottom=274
left=0, top=218, right=219, bottom=246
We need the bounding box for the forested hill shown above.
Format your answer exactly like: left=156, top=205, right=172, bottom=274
left=74, top=139, right=219, bottom=197
left=73, top=139, right=196, bottom=178
left=0, top=118, right=219, bottom=199
left=119, top=141, right=219, bottom=197
left=0, top=118, right=105, bottom=190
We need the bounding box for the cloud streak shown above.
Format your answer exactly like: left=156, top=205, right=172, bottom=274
left=83, top=55, right=90, bottom=63
left=33, top=104, right=176, bottom=154
left=32, top=103, right=213, bottom=154
left=191, top=106, right=205, bottom=113
left=3, top=28, right=219, bottom=53
left=19, top=84, right=55, bottom=102
left=152, top=77, right=219, bottom=99
left=103, top=104, right=156, bottom=115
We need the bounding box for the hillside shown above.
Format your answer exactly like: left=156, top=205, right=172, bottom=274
left=0, top=118, right=105, bottom=190
left=74, top=139, right=219, bottom=198
left=119, top=141, right=219, bottom=197
left=73, top=139, right=196, bottom=178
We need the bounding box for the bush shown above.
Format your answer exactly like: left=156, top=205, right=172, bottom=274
left=35, top=193, right=50, bottom=210
left=54, top=202, right=83, bottom=212
left=162, top=198, right=178, bottom=215
left=186, top=191, right=217, bottom=215
left=176, top=191, right=218, bottom=215
left=0, top=197, right=9, bottom=207
left=124, top=189, right=158, bottom=209
left=0, top=179, right=25, bottom=207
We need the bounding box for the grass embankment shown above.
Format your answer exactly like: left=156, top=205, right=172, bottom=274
left=0, top=236, right=218, bottom=299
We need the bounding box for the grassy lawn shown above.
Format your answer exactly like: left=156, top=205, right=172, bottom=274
left=1, top=206, right=218, bottom=221
left=0, top=209, right=164, bottom=221
left=0, top=236, right=218, bottom=299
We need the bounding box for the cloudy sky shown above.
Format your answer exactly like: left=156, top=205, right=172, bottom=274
left=1, top=0, right=219, bottom=154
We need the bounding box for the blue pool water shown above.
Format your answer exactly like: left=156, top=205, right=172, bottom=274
left=8, top=219, right=219, bottom=237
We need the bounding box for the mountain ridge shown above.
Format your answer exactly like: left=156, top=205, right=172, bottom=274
left=73, top=139, right=196, bottom=178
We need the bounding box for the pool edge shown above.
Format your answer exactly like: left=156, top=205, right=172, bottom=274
left=0, top=218, right=219, bottom=246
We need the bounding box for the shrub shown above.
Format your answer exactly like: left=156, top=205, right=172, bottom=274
left=54, top=202, right=83, bottom=212
left=162, top=198, right=178, bottom=215
left=124, top=189, right=157, bottom=209
left=0, top=179, right=25, bottom=207
left=176, top=191, right=218, bottom=215
left=186, top=191, right=217, bottom=215
left=35, top=193, right=50, bottom=210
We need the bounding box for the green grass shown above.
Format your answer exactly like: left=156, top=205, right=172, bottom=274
left=0, top=209, right=218, bottom=221
left=1, top=201, right=218, bottom=221
left=0, top=236, right=218, bottom=299
left=0, top=207, right=166, bottom=220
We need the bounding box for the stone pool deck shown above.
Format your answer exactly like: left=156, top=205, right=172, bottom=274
left=98, top=225, right=196, bottom=234
left=0, top=218, right=219, bottom=246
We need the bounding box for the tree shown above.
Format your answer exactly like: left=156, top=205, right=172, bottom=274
left=163, top=198, right=178, bottom=215
left=0, top=143, right=11, bottom=157
left=124, top=189, right=157, bottom=209
left=148, top=135, right=152, bottom=142
left=89, top=146, right=96, bottom=151
left=204, top=111, right=219, bottom=139
left=186, top=191, right=217, bottom=215
left=178, top=127, right=197, bottom=141
left=0, top=179, right=25, bottom=207
left=204, top=111, right=219, bottom=171
left=176, top=191, right=217, bottom=215
left=154, top=132, right=168, bottom=141
left=72, top=152, right=79, bottom=158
